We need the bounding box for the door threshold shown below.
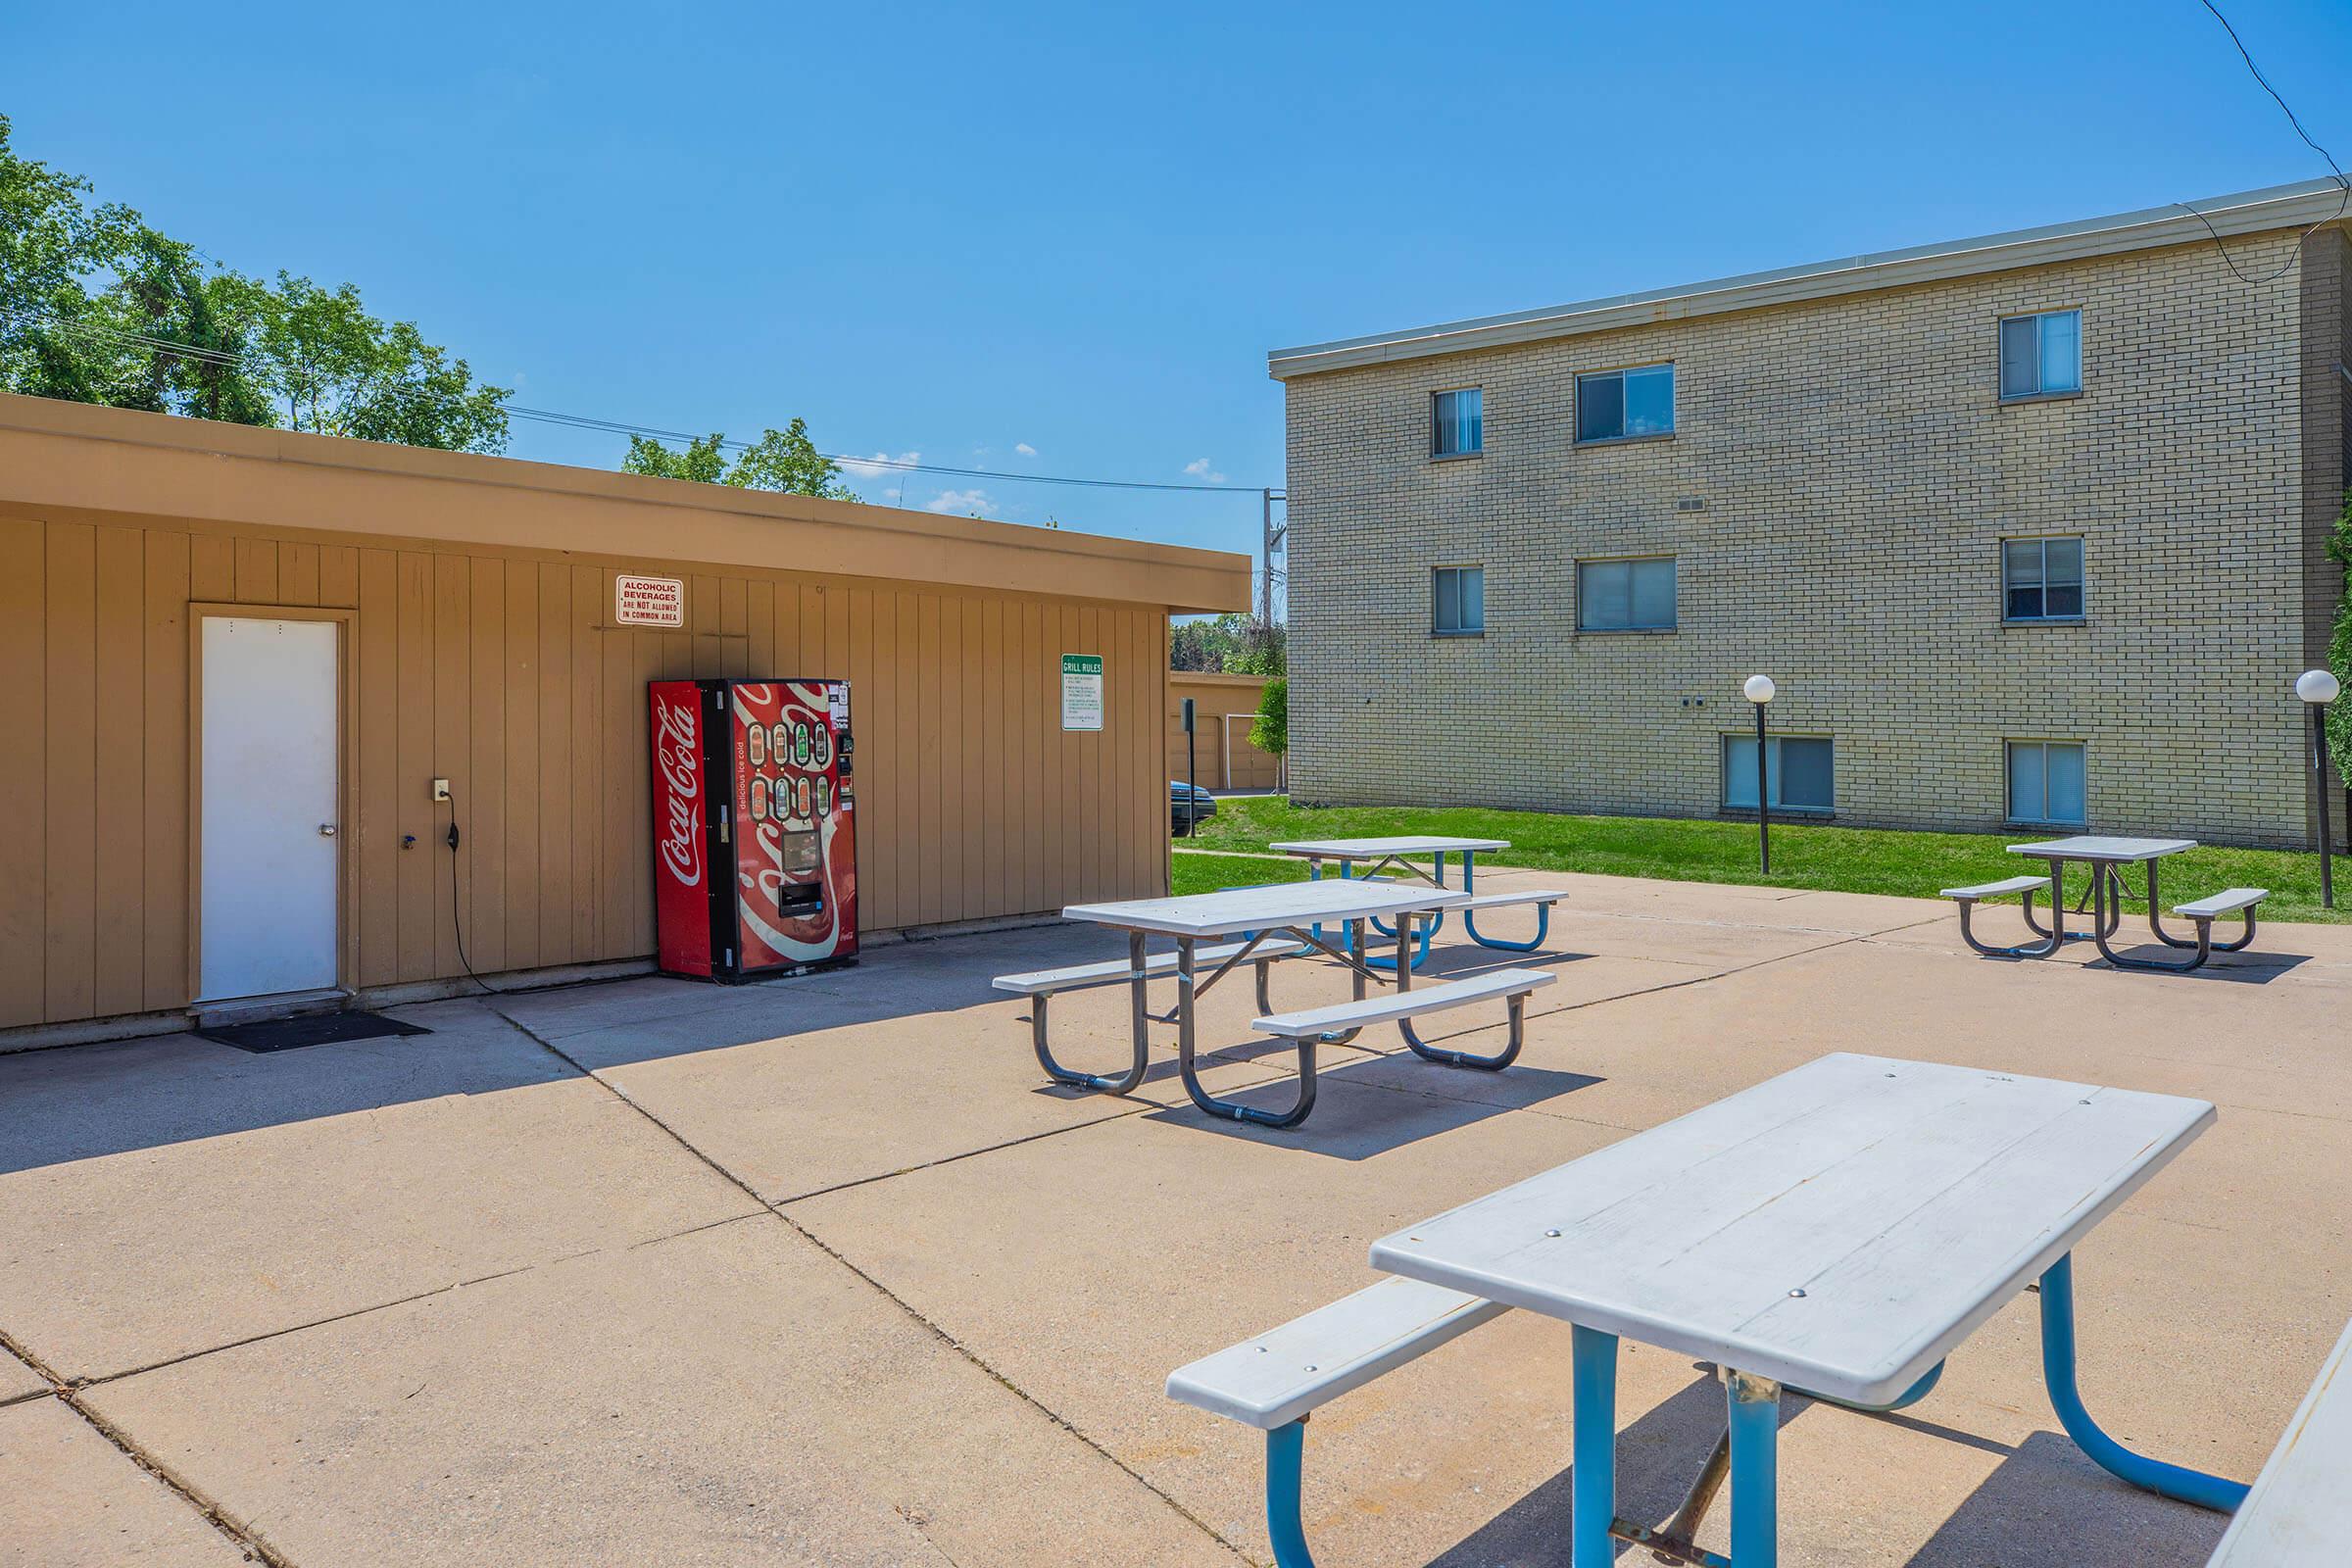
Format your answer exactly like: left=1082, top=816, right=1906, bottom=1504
left=190, top=987, right=353, bottom=1030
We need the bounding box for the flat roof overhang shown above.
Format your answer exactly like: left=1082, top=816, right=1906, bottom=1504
left=1268, top=177, right=2352, bottom=380
left=0, top=393, right=1252, bottom=615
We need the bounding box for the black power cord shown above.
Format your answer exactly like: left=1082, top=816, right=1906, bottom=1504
left=440, top=798, right=498, bottom=996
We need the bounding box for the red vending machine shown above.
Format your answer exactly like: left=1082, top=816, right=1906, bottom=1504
left=649, top=678, right=858, bottom=981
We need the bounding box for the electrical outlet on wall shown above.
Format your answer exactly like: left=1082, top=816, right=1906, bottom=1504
left=431, top=778, right=451, bottom=802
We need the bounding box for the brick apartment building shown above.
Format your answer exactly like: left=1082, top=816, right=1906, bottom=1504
left=1273, top=179, right=2350, bottom=848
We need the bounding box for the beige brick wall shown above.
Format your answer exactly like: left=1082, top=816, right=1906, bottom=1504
left=1286, top=229, right=2341, bottom=849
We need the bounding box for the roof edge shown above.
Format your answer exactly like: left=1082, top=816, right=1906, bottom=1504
left=1268, top=177, right=2351, bottom=380
left=0, top=393, right=1253, bottom=614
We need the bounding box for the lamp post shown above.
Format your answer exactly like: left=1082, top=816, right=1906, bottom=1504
left=1744, top=674, right=1777, bottom=874
left=2299, top=669, right=2341, bottom=908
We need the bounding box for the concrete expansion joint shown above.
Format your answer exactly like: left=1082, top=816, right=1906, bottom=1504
left=57, top=1386, right=297, bottom=1567
left=479, top=1002, right=1257, bottom=1564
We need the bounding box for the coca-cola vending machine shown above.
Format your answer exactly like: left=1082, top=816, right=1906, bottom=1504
left=649, top=678, right=858, bottom=981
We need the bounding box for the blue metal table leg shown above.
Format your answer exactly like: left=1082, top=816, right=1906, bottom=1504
left=1264, top=1420, right=1317, bottom=1568
left=1363, top=854, right=1437, bottom=972
left=2037, top=1253, right=2248, bottom=1512
left=1572, top=1325, right=1618, bottom=1568
left=1726, top=1370, right=1782, bottom=1568
left=1460, top=850, right=1552, bottom=952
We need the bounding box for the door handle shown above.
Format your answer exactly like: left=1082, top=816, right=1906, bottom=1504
left=318, top=824, right=338, bottom=837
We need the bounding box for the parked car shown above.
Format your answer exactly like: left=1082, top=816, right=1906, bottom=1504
left=1171, top=781, right=1216, bottom=833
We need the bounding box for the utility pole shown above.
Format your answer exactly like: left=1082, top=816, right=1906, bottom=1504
left=1259, top=488, right=1287, bottom=627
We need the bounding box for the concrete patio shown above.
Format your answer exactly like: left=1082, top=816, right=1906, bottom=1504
left=4, top=866, right=2349, bottom=1567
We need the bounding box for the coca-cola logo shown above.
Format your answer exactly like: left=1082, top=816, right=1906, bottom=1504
left=654, top=696, right=704, bottom=888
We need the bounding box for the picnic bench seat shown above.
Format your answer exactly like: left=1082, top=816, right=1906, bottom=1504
left=2172, top=887, right=2266, bottom=953
left=1225, top=965, right=1556, bottom=1128
left=1939, top=874, right=2055, bottom=957
left=1167, top=1278, right=1508, bottom=1567
left=995, top=936, right=1313, bottom=1093
left=2206, top=1314, right=2352, bottom=1565
left=1454, top=886, right=1568, bottom=953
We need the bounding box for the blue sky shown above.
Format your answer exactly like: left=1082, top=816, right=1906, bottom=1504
left=6, top=0, right=2348, bottom=582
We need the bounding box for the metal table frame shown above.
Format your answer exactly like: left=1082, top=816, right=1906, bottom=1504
left=1054, top=884, right=1470, bottom=1129
left=1998, top=836, right=2247, bottom=972
left=1271, top=838, right=1548, bottom=970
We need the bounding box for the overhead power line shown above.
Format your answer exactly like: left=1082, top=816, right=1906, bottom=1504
left=6, top=309, right=1267, bottom=497
left=2181, top=0, right=2349, bottom=286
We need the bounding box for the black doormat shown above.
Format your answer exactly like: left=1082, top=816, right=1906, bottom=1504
left=195, top=1010, right=431, bottom=1054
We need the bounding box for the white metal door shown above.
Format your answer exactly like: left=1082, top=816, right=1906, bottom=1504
left=199, top=616, right=339, bottom=1001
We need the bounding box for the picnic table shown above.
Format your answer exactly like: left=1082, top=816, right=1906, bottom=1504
left=1056, top=879, right=1473, bottom=1126
left=2002, top=835, right=2260, bottom=971
left=1265, top=835, right=1564, bottom=968
left=1365, top=1052, right=2240, bottom=1567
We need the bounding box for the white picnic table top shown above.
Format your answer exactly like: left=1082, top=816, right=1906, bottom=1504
left=2208, top=1314, right=2352, bottom=1565
left=1063, top=879, right=1471, bottom=939
left=1368, top=1052, right=2213, bottom=1404
left=1268, top=836, right=1510, bottom=858
left=2007, top=835, right=2198, bottom=863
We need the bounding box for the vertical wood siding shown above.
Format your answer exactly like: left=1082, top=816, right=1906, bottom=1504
left=0, top=518, right=1171, bottom=1029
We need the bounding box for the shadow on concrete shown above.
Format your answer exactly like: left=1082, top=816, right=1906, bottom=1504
left=1901, top=1429, right=2229, bottom=1566
left=0, top=922, right=1091, bottom=1176
left=1137, top=1050, right=1606, bottom=1157
left=2082, top=944, right=2311, bottom=983
left=1424, top=1382, right=2226, bottom=1567
left=1425, top=1368, right=1802, bottom=1565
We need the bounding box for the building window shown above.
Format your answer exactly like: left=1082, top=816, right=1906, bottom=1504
left=1578, top=556, right=1677, bottom=631
left=1432, top=564, right=1485, bottom=635
left=1432, top=388, right=1484, bottom=458
left=1998, top=310, right=2082, bottom=400
left=1576, top=364, right=1675, bottom=443
left=2003, top=536, right=2084, bottom=621
left=2008, top=740, right=2087, bottom=826
left=1722, top=734, right=1834, bottom=813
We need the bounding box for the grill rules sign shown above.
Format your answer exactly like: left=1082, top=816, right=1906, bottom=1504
left=1060, top=653, right=1103, bottom=731
left=615, top=574, right=686, bottom=627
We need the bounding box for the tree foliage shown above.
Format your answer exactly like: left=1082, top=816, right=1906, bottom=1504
left=1171, top=612, right=1285, bottom=675
left=1250, top=675, right=1288, bottom=759
left=1, top=114, right=508, bottom=452
left=620, top=417, right=858, bottom=500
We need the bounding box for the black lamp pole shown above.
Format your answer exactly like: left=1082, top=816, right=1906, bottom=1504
left=2314, top=702, right=2335, bottom=909
left=1743, top=674, right=1776, bottom=874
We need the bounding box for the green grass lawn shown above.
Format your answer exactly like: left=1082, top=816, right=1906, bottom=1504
left=1171, top=796, right=2351, bottom=924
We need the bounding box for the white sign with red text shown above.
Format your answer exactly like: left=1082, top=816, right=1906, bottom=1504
left=615, top=574, right=686, bottom=627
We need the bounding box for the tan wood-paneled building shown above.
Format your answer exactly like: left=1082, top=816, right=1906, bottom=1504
left=1166, top=670, right=1282, bottom=791
left=0, top=395, right=1249, bottom=1043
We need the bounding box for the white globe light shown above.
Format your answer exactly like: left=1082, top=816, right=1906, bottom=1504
left=2296, top=668, right=2341, bottom=706
left=1743, top=674, right=1777, bottom=705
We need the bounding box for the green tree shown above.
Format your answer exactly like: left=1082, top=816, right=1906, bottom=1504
left=1250, top=674, right=1288, bottom=760
left=1171, top=612, right=1285, bottom=674
left=1, top=115, right=510, bottom=453
left=621, top=417, right=857, bottom=500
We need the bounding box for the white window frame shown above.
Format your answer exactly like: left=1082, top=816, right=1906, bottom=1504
left=1574, top=363, right=1676, bottom=445
left=2005, top=738, right=2088, bottom=827
left=1432, top=387, right=1484, bottom=459
left=1576, top=554, right=1678, bottom=632
left=1720, top=733, right=1835, bottom=814
left=2001, top=535, right=2086, bottom=623
left=1998, top=309, right=2082, bottom=401
left=1431, top=564, right=1486, bottom=636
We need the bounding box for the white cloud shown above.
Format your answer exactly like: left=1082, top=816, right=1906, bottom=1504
left=1183, top=457, right=1226, bottom=482
left=837, top=450, right=920, bottom=478
left=1014, top=442, right=1037, bottom=457
left=926, top=486, right=995, bottom=515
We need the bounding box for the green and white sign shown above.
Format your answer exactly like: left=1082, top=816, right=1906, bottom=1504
left=1060, top=653, right=1103, bottom=731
